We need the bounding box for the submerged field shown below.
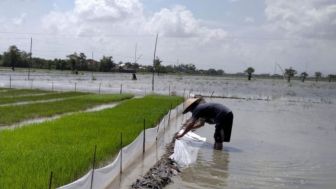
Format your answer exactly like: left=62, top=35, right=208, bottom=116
left=0, top=94, right=183, bottom=188
left=0, top=91, right=88, bottom=105
left=0, top=88, right=52, bottom=96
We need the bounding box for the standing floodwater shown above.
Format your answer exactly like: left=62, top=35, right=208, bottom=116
left=0, top=71, right=335, bottom=188
left=167, top=98, right=336, bottom=189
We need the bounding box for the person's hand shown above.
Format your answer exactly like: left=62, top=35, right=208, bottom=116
left=174, top=132, right=182, bottom=139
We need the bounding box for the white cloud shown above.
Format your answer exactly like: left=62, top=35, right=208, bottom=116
left=12, top=13, right=27, bottom=25
left=20, top=0, right=336, bottom=74
left=244, top=17, right=255, bottom=23
left=42, top=0, right=227, bottom=41
left=265, top=0, right=336, bottom=39
left=144, top=6, right=227, bottom=40
left=73, top=0, right=143, bottom=22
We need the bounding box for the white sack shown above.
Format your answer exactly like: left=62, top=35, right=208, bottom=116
left=170, top=132, right=206, bottom=167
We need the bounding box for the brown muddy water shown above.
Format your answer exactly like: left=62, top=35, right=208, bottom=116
left=167, top=98, right=336, bottom=189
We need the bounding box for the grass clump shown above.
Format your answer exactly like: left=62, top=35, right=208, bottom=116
left=0, top=95, right=183, bottom=188
left=0, top=94, right=133, bottom=126
left=0, top=91, right=89, bottom=105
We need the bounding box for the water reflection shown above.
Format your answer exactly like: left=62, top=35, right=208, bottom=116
left=178, top=144, right=230, bottom=189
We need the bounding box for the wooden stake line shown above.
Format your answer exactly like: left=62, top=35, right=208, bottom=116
left=9, top=76, right=11, bottom=88
left=48, top=171, right=53, bottom=189
left=168, top=85, right=170, bottom=96
left=143, top=119, right=146, bottom=155
left=120, top=132, right=123, bottom=175
left=167, top=104, right=172, bottom=130
left=90, top=145, right=97, bottom=189
left=175, top=107, right=178, bottom=128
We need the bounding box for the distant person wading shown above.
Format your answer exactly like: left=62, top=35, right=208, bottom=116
left=175, top=97, right=234, bottom=150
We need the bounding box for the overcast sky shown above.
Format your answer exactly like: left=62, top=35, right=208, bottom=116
left=0, top=0, right=335, bottom=75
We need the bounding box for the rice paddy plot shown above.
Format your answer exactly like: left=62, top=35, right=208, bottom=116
left=0, top=91, right=89, bottom=105
left=0, top=88, right=52, bottom=97
left=0, top=95, right=183, bottom=189
left=0, top=93, right=133, bottom=126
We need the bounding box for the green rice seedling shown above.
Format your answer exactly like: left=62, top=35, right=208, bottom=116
left=0, top=91, right=89, bottom=105
left=0, top=88, right=52, bottom=96
left=0, top=94, right=134, bottom=126
left=0, top=95, right=183, bottom=188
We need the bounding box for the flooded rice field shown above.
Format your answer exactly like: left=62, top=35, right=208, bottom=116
left=167, top=98, right=336, bottom=189
left=1, top=69, right=335, bottom=189
left=0, top=69, right=335, bottom=104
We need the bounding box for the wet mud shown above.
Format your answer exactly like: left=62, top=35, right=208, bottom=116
left=131, top=139, right=180, bottom=189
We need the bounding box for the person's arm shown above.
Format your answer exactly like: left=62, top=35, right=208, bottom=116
left=191, top=118, right=205, bottom=130
left=175, top=117, right=196, bottom=139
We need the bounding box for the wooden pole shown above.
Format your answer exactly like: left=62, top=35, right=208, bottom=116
left=168, top=85, right=170, bottom=96
left=90, top=145, right=97, bottom=189
left=152, top=34, right=158, bottom=92
left=28, top=37, right=32, bottom=80
left=91, top=51, right=94, bottom=80
left=9, top=75, right=11, bottom=88
left=120, top=132, right=123, bottom=175
left=48, top=171, right=53, bottom=189
left=143, top=119, right=146, bottom=155
left=167, top=104, right=172, bottom=131
left=210, top=91, right=215, bottom=98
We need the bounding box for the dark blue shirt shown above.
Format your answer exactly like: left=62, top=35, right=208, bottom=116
left=191, top=103, right=231, bottom=124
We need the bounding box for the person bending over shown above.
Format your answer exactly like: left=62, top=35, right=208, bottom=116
left=175, top=97, right=233, bottom=150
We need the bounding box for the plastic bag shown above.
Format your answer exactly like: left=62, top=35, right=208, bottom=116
left=170, top=132, right=206, bottom=167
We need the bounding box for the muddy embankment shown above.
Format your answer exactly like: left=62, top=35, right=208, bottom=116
left=131, top=138, right=180, bottom=189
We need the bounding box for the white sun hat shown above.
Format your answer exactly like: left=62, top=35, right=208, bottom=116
left=183, top=98, right=201, bottom=114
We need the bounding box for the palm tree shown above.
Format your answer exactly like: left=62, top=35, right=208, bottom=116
left=300, top=72, right=308, bottom=82
left=244, top=67, right=255, bottom=81
left=315, top=72, right=322, bottom=82
left=284, top=67, right=297, bottom=83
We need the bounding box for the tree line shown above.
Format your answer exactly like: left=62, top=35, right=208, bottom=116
left=0, top=45, right=335, bottom=81
left=244, top=66, right=336, bottom=82
left=0, top=45, right=225, bottom=76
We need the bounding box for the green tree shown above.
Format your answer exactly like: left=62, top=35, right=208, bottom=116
left=207, top=69, right=217, bottom=75
left=99, top=56, right=115, bottom=72
left=300, top=72, right=308, bottom=82
left=284, top=67, right=297, bottom=83
left=244, top=67, right=255, bottom=80
left=67, top=52, right=79, bottom=74
left=3, top=46, right=22, bottom=71
left=154, top=57, right=162, bottom=75
left=328, top=74, right=336, bottom=82
left=55, top=58, right=69, bottom=71
left=78, top=53, right=87, bottom=71
left=217, top=69, right=224, bottom=75
left=315, top=72, right=322, bottom=82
